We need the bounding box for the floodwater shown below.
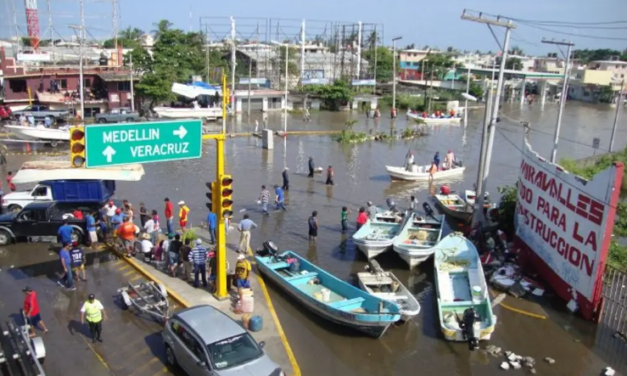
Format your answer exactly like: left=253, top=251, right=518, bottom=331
left=2, top=100, right=626, bottom=375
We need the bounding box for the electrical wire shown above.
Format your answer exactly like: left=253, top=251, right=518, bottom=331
left=517, top=22, right=627, bottom=41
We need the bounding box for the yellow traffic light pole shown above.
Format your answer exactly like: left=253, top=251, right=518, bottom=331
left=202, top=73, right=229, bottom=300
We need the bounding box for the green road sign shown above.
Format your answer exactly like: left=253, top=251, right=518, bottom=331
left=84, top=119, right=203, bottom=168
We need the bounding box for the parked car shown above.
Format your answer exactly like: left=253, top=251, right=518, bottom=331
left=2, top=180, right=116, bottom=212
left=95, top=107, right=141, bottom=123
left=12, top=104, right=70, bottom=123
left=0, top=105, right=12, bottom=121
left=0, top=200, right=118, bottom=246
left=163, top=305, right=284, bottom=376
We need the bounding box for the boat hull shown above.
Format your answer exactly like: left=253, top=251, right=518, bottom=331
left=386, top=165, right=465, bottom=182
left=4, top=125, right=69, bottom=141
left=255, top=251, right=400, bottom=338
left=354, top=241, right=393, bottom=259
left=392, top=213, right=445, bottom=269
left=153, top=107, right=223, bottom=120
left=440, top=318, right=497, bottom=341
left=407, top=111, right=462, bottom=125
left=434, top=194, right=473, bottom=221
left=356, top=272, right=421, bottom=321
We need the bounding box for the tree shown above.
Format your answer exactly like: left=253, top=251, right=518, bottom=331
left=404, top=43, right=416, bottom=50
left=304, top=79, right=353, bottom=110
left=120, top=27, right=144, bottom=41
left=547, top=52, right=558, bottom=58
left=274, top=46, right=299, bottom=77
left=599, top=84, right=615, bottom=103
left=446, top=46, right=454, bottom=53
left=103, top=37, right=140, bottom=49
left=572, top=48, right=622, bottom=63
left=509, top=45, right=524, bottom=56
left=505, top=57, right=523, bottom=71
left=421, top=53, right=462, bottom=79
left=361, top=46, right=394, bottom=82
left=366, top=31, right=379, bottom=50
left=151, top=20, right=173, bottom=40
left=469, top=81, right=483, bottom=100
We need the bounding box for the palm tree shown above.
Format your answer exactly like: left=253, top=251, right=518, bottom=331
left=120, top=27, right=143, bottom=41
left=404, top=43, right=416, bottom=50
left=366, top=31, right=379, bottom=50
left=151, top=20, right=173, bottom=40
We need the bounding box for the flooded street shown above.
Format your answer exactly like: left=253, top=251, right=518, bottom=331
left=2, top=101, right=626, bottom=375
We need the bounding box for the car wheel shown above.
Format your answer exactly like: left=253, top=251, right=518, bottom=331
left=165, top=345, right=177, bottom=367
left=126, top=118, right=134, bottom=122
left=98, top=118, right=107, bottom=124
left=0, top=229, right=12, bottom=245
left=50, top=141, right=59, bottom=148
left=71, top=230, right=83, bottom=245
left=8, top=205, right=22, bottom=213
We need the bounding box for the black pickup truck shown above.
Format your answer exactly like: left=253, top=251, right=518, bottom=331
left=0, top=201, right=99, bottom=245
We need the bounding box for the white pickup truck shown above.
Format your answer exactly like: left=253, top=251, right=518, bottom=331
left=2, top=184, right=54, bottom=212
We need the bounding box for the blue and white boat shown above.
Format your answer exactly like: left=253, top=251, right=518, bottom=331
left=392, top=213, right=444, bottom=269
left=434, top=233, right=497, bottom=346
left=255, top=249, right=401, bottom=338
left=352, top=217, right=406, bottom=259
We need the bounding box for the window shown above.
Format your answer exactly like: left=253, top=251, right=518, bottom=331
left=61, top=79, right=67, bottom=89
left=117, top=81, right=131, bottom=92
left=207, top=334, right=263, bottom=370
left=9, top=80, right=27, bottom=93
left=32, top=186, right=48, bottom=197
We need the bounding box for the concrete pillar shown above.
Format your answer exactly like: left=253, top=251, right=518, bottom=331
left=235, top=98, right=243, bottom=113
left=281, top=97, right=286, bottom=110
left=540, top=81, right=547, bottom=109
left=262, top=129, right=274, bottom=150
left=520, top=78, right=527, bottom=107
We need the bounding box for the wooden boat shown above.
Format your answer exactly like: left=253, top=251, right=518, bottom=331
left=374, top=209, right=404, bottom=224
left=352, top=217, right=405, bottom=259
left=464, top=190, right=491, bottom=207
left=433, top=232, right=497, bottom=345
left=434, top=194, right=473, bottom=222
left=255, top=250, right=401, bottom=338
left=407, top=110, right=462, bottom=125
left=392, top=213, right=444, bottom=269
left=386, top=165, right=465, bottom=182
left=356, top=260, right=421, bottom=321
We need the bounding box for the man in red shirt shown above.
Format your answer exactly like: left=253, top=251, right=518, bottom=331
left=164, top=197, right=174, bottom=235
left=23, top=286, right=48, bottom=336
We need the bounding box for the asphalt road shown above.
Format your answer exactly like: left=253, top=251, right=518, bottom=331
left=0, top=242, right=185, bottom=376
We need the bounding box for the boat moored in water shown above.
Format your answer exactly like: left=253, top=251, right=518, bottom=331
left=386, top=165, right=465, bottom=182
left=433, top=232, right=497, bottom=347
left=255, top=242, right=401, bottom=338
left=3, top=124, right=69, bottom=145
left=356, top=260, right=421, bottom=321
left=352, top=217, right=405, bottom=259
left=392, top=212, right=444, bottom=269
left=434, top=194, right=474, bottom=222
left=406, top=110, right=462, bottom=125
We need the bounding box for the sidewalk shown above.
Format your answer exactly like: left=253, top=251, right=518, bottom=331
left=114, top=225, right=298, bottom=376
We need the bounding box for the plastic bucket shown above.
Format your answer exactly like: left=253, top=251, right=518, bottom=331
left=321, top=288, right=331, bottom=302
left=241, top=295, right=254, bottom=313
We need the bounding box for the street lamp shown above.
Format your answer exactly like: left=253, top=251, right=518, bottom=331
left=69, top=25, right=85, bottom=120
left=392, top=36, right=402, bottom=113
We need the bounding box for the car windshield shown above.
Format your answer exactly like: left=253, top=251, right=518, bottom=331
left=207, top=334, right=263, bottom=370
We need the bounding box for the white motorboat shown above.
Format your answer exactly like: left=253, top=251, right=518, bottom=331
left=464, top=190, right=490, bottom=206
left=153, top=106, right=223, bottom=120
left=3, top=124, right=69, bottom=145
left=392, top=213, right=445, bottom=269
left=357, top=260, right=421, bottom=321
left=407, top=110, right=462, bottom=125
left=386, top=165, right=465, bottom=182
left=352, top=219, right=403, bottom=259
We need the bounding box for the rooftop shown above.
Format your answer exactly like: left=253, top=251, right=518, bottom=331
left=590, top=60, right=627, bottom=65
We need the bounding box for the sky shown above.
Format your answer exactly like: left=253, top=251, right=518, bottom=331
left=2, top=0, right=627, bottom=55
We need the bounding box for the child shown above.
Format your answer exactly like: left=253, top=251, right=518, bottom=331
left=341, top=207, right=351, bottom=234
left=356, top=207, right=368, bottom=231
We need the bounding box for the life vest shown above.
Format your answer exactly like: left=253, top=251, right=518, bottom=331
left=83, top=300, right=102, bottom=322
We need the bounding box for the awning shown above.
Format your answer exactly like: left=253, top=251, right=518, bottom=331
left=13, top=161, right=145, bottom=184
left=98, top=73, right=139, bottom=82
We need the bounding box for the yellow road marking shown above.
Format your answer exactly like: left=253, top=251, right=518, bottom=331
left=247, top=247, right=301, bottom=376
left=82, top=337, right=110, bottom=371
left=122, top=269, right=137, bottom=277
left=150, top=368, right=170, bottom=376
left=129, top=274, right=144, bottom=282
left=489, top=290, right=547, bottom=320
left=128, top=357, right=159, bottom=376
left=117, top=264, right=131, bottom=271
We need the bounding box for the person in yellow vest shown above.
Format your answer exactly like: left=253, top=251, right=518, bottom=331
left=178, top=201, right=190, bottom=232
left=80, top=293, right=107, bottom=343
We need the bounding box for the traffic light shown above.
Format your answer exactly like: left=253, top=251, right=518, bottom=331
left=220, top=175, right=233, bottom=218
left=69, top=126, right=86, bottom=168
left=205, top=181, right=218, bottom=212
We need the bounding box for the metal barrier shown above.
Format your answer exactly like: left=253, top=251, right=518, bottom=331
left=597, top=265, right=627, bottom=373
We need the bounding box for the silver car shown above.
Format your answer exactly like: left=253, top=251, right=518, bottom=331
left=163, top=305, right=284, bottom=376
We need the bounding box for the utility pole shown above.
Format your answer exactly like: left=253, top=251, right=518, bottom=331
left=610, top=80, right=625, bottom=152
left=356, top=21, right=362, bottom=78
left=372, top=25, right=378, bottom=95
left=230, top=17, right=236, bottom=120
left=205, top=25, right=210, bottom=83
left=462, top=10, right=515, bottom=228
left=69, top=0, right=86, bottom=120
left=392, top=36, right=402, bottom=111
left=300, top=20, right=305, bottom=87
left=284, top=43, right=288, bottom=134
left=111, top=0, right=117, bottom=53
left=129, top=54, right=135, bottom=112
left=542, top=38, right=574, bottom=163
left=464, top=66, right=471, bottom=125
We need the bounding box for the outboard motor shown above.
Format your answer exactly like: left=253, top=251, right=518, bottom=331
left=386, top=198, right=397, bottom=212
left=256, top=241, right=279, bottom=257
left=459, top=308, right=480, bottom=350
left=423, top=202, right=435, bottom=219
left=453, top=159, right=463, bottom=168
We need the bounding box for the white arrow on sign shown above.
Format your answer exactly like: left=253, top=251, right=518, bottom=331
left=102, top=145, right=116, bottom=163
left=173, top=125, right=188, bottom=139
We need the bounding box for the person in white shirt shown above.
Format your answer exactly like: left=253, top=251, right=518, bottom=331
left=444, top=149, right=456, bottom=170
left=254, top=118, right=259, bottom=133
left=409, top=196, right=419, bottom=211
left=102, top=201, right=117, bottom=232
left=140, top=233, right=153, bottom=259
left=143, top=216, right=155, bottom=240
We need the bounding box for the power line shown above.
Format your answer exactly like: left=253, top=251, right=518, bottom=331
left=517, top=22, right=627, bottom=41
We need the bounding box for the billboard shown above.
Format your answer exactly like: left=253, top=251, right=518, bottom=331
left=352, top=79, right=376, bottom=86
left=514, top=141, right=623, bottom=319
